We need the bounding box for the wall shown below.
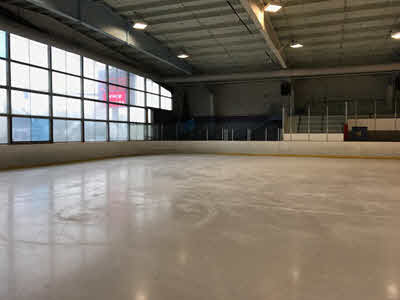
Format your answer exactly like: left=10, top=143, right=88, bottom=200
left=294, top=74, right=393, bottom=114
left=209, top=79, right=290, bottom=117
left=180, top=74, right=393, bottom=119
left=181, top=85, right=215, bottom=117
left=2, top=141, right=400, bottom=170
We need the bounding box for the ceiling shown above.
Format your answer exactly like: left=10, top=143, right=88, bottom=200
left=105, top=0, right=400, bottom=74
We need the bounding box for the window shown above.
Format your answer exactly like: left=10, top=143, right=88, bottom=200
left=130, top=90, right=145, bottom=107
left=109, top=104, right=128, bottom=122
left=0, top=31, right=6, bottom=59
left=130, top=124, right=145, bottom=141
left=161, top=97, right=172, bottom=111
left=11, top=90, right=49, bottom=116
left=110, top=122, right=128, bottom=141
left=0, top=30, right=175, bottom=145
left=84, top=100, right=107, bottom=120
left=53, top=96, right=81, bottom=119
left=0, top=116, right=7, bottom=143
left=84, top=79, right=107, bottom=101
left=84, top=121, right=107, bottom=142
left=146, top=79, right=159, bottom=94
left=109, top=85, right=127, bottom=104
left=0, top=88, right=7, bottom=113
left=52, top=72, right=81, bottom=97
left=12, top=117, right=49, bottom=142
left=109, top=66, right=128, bottom=86
left=161, top=87, right=172, bottom=98
left=83, top=57, right=106, bottom=81
left=147, top=93, right=159, bottom=108
left=51, top=47, right=81, bottom=76
left=0, top=59, right=6, bottom=86
left=11, top=62, right=49, bottom=92
left=130, top=107, right=145, bottom=123
left=147, top=109, right=153, bottom=124
left=53, top=119, right=81, bottom=142
left=10, top=34, right=48, bottom=67
left=129, top=73, right=145, bottom=91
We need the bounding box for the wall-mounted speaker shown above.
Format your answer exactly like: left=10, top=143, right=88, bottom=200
left=281, top=82, right=291, bottom=96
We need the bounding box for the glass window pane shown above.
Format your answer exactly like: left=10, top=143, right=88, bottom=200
left=0, top=116, right=7, bottom=144
left=130, top=90, right=145, bottom=107
left=53, top=96, right=81, bottom=119
left=147, top=93, right=159, bottom=108
left=109, top=104, right=127, bottom=121
left=12, top=117, right=49, bottom=142
left=129, top=73, right=145, bottom=91
left=11, top=62, right=49, bottom=92
left=52, top=47, right=81, bottom=75
left=53, top=119, right=81, bottom=142
left=130, top=124, right=145, bottom=141
left=161, top=87, right=172, bottom=98
left=83, top=57, right=106, bottom=81
left=12, top=117, right=30, bottom=142
left=146, top=79, right=159, bottom=94
left=84, top=79, right=107, bottom=101
left=10, top=34, right=29, bottom=64
left=11, top=90, right=49, bottom=116
left=84, top=121, right=107, bottom=142
left=147, top=109, right=153, bottom=124
left=10, top=34, right=48, bottom=67
left=0, top=59, right=6, bottom=86
left=161, top=97, right=172, bottom=110
left=52, top=72, right=81, bottom=97
left=0, top=88, right=7, bottom=114
left=30, top=40, right=48, bottom=68
left=109, top=85, right=128, bottom=104
left=0, top=31, right=6, bottom=59
left=84, top=100, right=107, bottom=120
left=130, top=107, right=145, bottom=123
left=109, top=66, right=128, bottom=86
left=31, top=118, right=49, bottom=141
left=110, top=122, right=128, bottom=141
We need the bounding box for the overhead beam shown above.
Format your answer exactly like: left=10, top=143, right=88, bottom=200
left=276, top=13, right=397, bottom=32
left=166, top=31, right=261, bottom=44
left=146, top=7, right=246, bottom=26
left=163, top=63, right=400, bottom=83
left=272, top=1, right=400, bottom=22
left=151, top=20, right=253, bottom=36
left=239, top=0, right=287, bottom=68
left=124, top=2, right=241, bottom=19
left=115, top=0, right=204, bottom=13
left=279, top=24, right=393, bottom=41
left=12, top=0, right=193, bottom=74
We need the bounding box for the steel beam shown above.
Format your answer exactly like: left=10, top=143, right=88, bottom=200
left=163, top=63, right=400, bottom=83
left=240, top=0, right=287, bottom=68
left=13, top=0, right=193, bottom=74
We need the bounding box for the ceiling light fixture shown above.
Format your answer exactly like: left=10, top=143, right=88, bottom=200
left=264, top=0, right=282, bottom=13
left=133, top=22, right=148, bottom=30
left=177, top=53, right=189, bottom=59
left=290, top=40, right=303, bottom=48
left=391, top=31, right=400, bottom=40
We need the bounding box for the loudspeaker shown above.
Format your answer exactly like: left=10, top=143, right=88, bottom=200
left=281, top=82, right=291, bottom=96
left=395, top=76, right=400, bottom=91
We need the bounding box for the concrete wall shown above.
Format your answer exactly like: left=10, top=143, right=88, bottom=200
left=283, top=134, right=344, bottom=142
left=180, top=75, right=392, bottom=119
left=209, top=80, right=290, bottom=117
left=348, top=118, right=400, bottom=131
left=1, top=141, right=400, bottom=170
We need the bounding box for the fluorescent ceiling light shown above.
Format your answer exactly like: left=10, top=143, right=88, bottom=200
left=391, top=31, right=400, bottom=39
left=290, top=41, right=303, bottom=49
left=264, top=1, right=282, bottom=13
left=177, top=53, right=189, bottom=59
left=133, top=22, right=148, bottom=30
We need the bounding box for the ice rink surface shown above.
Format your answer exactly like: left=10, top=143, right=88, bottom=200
left=1, top=154, right=400, bottom=300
